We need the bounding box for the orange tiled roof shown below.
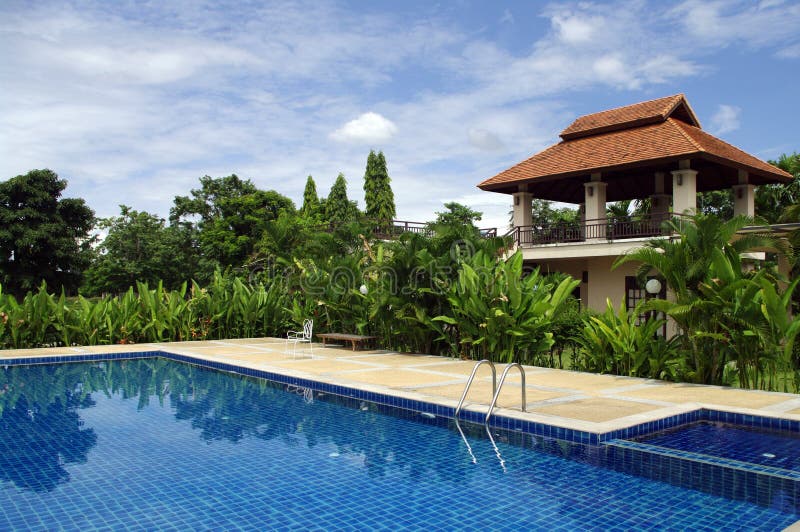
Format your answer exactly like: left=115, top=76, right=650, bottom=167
left=559, top=94, right=699, bottom=140
left=479, top=97, right=791, bottom=192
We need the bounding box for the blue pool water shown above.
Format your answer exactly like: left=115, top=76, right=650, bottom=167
left=636, top=421, right=800, bottom=473
left=0, top=358, right=797, bottom=530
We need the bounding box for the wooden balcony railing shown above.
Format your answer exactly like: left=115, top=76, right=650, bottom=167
left=509, top=214, right=677, bottom=247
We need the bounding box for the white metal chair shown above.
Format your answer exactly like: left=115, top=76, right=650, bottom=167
left=286, top=319, right=313, bottom=358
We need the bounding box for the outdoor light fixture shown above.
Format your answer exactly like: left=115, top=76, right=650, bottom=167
left=587, top=186, right=594, bottom=197
left=645, top=278, right=662, bottom=295
left=359, top=284, right=368, bottom=295
left=676, top=174, right=683, bottom=186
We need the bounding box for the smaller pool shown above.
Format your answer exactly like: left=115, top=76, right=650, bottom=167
left=634, top=421, right=800, bottom=473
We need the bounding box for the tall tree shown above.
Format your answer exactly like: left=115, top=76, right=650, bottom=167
left=0, top=169, right=94, bottom=297
left=170, top=175, right=295, bottom=271
left=363, top=150, right=396, bottom=222
left=325, top=173, right=359, bottom=223
left=300, top=175, right=320, bottom=218
left=82, top=205, right=200, bottom=295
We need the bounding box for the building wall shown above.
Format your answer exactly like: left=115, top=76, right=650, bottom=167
left=586, top=256, right=639, bottom=311
left=529, top=256, right=640, bottom=312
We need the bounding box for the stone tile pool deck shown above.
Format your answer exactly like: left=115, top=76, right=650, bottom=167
left=3, top=337, right=799, bottom=438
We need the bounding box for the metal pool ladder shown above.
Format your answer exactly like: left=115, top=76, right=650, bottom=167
left=454, top=360, right=527, bottom=424
left=454, top=360, right=496, bottom=418
left=485, top=363, right=526, bottom=424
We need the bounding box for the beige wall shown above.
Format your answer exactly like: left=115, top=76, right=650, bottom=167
left=585, top=257, right=639, bottom=311
left=530, top=256, right=640, bottom=312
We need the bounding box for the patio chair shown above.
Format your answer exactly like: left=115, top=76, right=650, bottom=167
left=286, top=319, right=313, bottom=358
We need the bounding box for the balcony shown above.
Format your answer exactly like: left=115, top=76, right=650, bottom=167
left=509, top=213, right=674, bottom=248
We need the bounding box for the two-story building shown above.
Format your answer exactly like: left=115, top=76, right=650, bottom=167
left=478, top=94, right=793, bottom=312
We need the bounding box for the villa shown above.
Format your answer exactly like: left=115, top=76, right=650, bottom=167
left=478, top=94, right=794, bottom=313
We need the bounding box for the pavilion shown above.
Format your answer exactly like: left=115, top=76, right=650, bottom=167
left=478, top=94, right=793, bottom=312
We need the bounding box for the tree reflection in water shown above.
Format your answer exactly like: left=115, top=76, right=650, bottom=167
left=0, top=358, right=481, bottom=493
left=0, top=365, right=98, bottom=492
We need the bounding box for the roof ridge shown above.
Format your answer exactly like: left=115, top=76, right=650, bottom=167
left=675, top=120, right=794, bottom=179
left=668, top=118, right=704, bottom=152
left=582, top=93, right=682, bottom=119
left=659, top=94, right=685, bottom=119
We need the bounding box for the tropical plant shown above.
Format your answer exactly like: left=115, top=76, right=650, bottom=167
left=615, top=213, right=796, bottom=386
left=433, top=250, right=579, bottom=363
left=573, top=300, right=683, bottom=380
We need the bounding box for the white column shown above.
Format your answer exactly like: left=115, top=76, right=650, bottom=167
left=512, top=191, right=532, bottom=228
left=671, top=162, right=697, bottom=216
left=733, top=170, right=754, bottom=218
left=584, top=174, right=607, bottom=239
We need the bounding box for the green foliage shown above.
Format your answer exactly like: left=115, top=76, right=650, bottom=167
left=615, top=213, right=797, bottom=388
left=0, top=169, right=95, bottom=298
left=170, top=174, right=295, bottom=272
left=325, top=173, right=359, bottom=223
left=698, top=190, right=733, bottom=219
left=433, top=251, right=579, bottom=363
left=82, top=205, right=199, bottom=295
left=757, top=152, right=800, bottom=224
left=363, top=150, right=396, bottom=222
left=544, top=296, right=587, bottom=369
left=301, top=175, right=321, bottom=219
left=573, top=300, right=683, bottom=380
left=531, top=199, right=579, bottom=226
left=0, top=274, right=289, bottom=349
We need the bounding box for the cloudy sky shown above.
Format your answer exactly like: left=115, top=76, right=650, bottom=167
left=1, top=0, right=799, bottom=232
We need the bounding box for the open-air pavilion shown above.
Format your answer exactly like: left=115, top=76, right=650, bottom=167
left=478, top=94, right=794, bottom=311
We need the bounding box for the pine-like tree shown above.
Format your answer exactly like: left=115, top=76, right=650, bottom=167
left=325, top=173, right=358, bottom=222
left=363, top=150, right=396, bottom=222
left=301, top=175, right=320, bottom=218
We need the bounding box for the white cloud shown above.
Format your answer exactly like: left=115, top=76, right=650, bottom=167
left=500, top=9, right=514, bottom=24
left=709, top=104, right=741, bottom=136
left=551, top=14, right=597, bottom=44
left=777, top=42, right=800, bottom=58
left=670, top=0, right=800, bottom=51
left=592, top=55, right=638, bottom=89
left=638, top=55, right=700, bottom=83
left=468, top=129, right=504, bottom=151
left=330, top=112, right=398, bottom=144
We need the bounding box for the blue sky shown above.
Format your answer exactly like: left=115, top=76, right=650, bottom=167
left=1, top=0, right=798, bottom=231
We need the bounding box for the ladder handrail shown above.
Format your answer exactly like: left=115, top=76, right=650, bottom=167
left=485, top=363, right=526, bottom=425
left=454, top=359, right=496, bottom=418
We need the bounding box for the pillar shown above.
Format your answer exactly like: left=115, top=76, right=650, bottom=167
left=512, top=191, right=532, bottom=228
left=584, top=173, right=607, bottom=239
left=671, top=161, right=697, bottom=216
left=733, top=170, right=754, bottom=218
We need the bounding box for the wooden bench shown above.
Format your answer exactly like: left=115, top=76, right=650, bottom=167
left=316, top=333, right=378, bottom=351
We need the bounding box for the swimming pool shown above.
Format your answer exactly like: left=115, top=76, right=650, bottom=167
left=0, top=357, right=797, bottom=530
left=635, top=421, right=800, bottom=472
